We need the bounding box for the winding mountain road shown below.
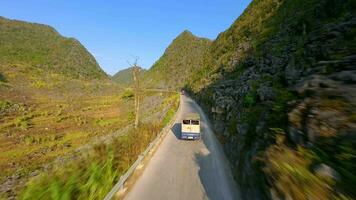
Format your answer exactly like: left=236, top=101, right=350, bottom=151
left=124, top=94, right=240, bottom=200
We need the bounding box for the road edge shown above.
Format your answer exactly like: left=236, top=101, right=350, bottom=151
left=104, top=95, right=182, bottom=200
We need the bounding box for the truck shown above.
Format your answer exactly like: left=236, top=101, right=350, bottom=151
left=181, top=113, right=201, bottom=140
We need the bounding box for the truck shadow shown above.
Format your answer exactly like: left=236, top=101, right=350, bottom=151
left=194, top=151, right=221, bottom=200
left=171, top=123, right=181, bottom=139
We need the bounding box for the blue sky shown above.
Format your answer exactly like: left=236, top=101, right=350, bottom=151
left=1, top=0, right=251, bottom=75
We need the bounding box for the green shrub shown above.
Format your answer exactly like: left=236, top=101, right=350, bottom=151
left=0, top=100, right=12, bottom=111
left=264, top=139, right=355, bottom=200
left=20, top=153, right=117, bottom=200
left=243, top=92, right=256, bottom=107
left=19, top=116, right=170, bottom=199
left=15, top=115, right=32, bottom=130
left=121, top=89, right=134, bottom=100
left=0, top=73, right=5, bottom=82
left=228, top=116, right=238, bottom=136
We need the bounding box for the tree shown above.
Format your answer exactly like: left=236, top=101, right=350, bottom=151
left=128, top=58, right=141, bottom=129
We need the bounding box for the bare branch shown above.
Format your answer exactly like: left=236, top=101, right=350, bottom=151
left=127, top=55, right=140, bottom=67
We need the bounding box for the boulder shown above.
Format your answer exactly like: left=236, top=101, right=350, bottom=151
left=257, top=85, right=276, bottom=101
left=314, top=164, right=340, bottom=181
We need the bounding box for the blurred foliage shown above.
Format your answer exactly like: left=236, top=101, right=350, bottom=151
left=264, top=138, right=335, bottom=200
left=18, top=96, right=179, bottom=199
left=264, top=133, right=355, bottom=199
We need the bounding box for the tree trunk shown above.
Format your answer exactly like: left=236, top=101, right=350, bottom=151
left=133, top=66, right=140, bottom=129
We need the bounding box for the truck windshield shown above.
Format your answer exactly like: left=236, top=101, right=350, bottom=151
left=191, top=120, right=199, bottom=125
left=183, top=120, right=190, bottom=124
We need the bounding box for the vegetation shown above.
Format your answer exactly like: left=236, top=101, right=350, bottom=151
left=112, top=67, right=146, bottom=86
left=19, top=123, right=161, bottom=200
left=1, top=0, right=354, bottom=199
left=0, top=16, right=181, bottom=199
left=143, top=30, right=211, bottom=89
left=184, top=0, right=355, bottom=199
left=264, top=135, right=336, bottom=200
left=0, top=17, right=107, bottom=80
left=19, top=94, right=179, bottom=200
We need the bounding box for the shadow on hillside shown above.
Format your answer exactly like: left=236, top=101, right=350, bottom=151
left=0, top=72, right=5, bottom=82
left=171, top=123, right=181, bottom=139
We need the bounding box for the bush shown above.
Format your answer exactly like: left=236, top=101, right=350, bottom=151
left=243, top=92, right=256, bottom=107
left=264, top=137, right=337, bottom=200
left=0, top=100, right=12, bottom=112
left=0, top=73, right=5, bottom=82
left=19, top=121, right=164, bottom=200
left=15, top=115, right=32, bottom=130
left=121, top=89, right=134, bottom=100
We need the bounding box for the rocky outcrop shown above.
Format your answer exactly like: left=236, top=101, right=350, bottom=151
left=190, top=1, right=356, bottom=199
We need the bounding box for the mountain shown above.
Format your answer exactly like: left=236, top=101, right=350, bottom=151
left=0, top=16, right=107, bottom=80
left=143, top=30, right=211, bottom=89
left=112, top=67, right=146, bottom=86
left=0, top=15, right=180, bottom=199
left=184, top=0, right=355, bottom=199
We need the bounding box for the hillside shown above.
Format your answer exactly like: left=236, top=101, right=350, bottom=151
left=0, top=17, right=119, bottom=197
left=185, top=0, right=355, bottom=199
left=0, top=17, right=180, bottom=199
left=0, top=16, right=107, bottom=80
left=143, top=30, right=211, bottom=89
left=112, top=67, right=146, bottom=86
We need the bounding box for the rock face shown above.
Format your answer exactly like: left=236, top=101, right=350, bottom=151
left=188, top=0, right=356, bottom=199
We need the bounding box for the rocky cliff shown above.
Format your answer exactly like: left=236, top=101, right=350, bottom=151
left=187, top=0, right=356, bottom=199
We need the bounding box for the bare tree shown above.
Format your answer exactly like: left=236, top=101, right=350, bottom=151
left=128, top=57, right=141, bottom=129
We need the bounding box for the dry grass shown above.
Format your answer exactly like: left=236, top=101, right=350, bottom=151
left=0, top=67, right=177, bottom=198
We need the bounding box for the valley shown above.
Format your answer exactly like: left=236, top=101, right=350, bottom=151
left=0, top=0, right=355, bottom=199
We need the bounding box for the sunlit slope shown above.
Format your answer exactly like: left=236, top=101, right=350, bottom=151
left=112, top=67, right=146, bottom=86
left=0, top=16, right=119, bottom=197
left=143, top=30, right=211, bottom=89
left=0, top=16, right=107, bottom=79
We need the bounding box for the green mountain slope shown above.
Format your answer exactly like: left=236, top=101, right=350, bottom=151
left=143, top=30, right=211, bottom=89
left=0, top=17, right=181, bottom=200
left=0, top=16, right=107, bottom=79
left=112, top=67, right=146, bottom=86
left=185, top=0, right=355, bottom=199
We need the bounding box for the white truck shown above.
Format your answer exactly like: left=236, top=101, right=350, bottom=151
left=181, top=113, right=201, bottom=140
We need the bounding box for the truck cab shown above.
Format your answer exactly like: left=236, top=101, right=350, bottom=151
left=181, top=113, right=200, bottom=140
left=180, top=89, right=185, bottom=95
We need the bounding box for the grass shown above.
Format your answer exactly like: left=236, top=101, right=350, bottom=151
left=20, top=152, right=117, bottom=200
left=0, top=14, right=181, bottom=199
left=0, top=62, right=178, bottom=198
left=0, top=17, right=107, bottom=80
left=264, top=133, right=355, bottom=199
left=18, top=98, right=178, bottom=200
left=14, top=115, right=33, bottom=130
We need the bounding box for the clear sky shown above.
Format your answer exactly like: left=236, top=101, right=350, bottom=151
left=1, top=0, right=251, bottom=75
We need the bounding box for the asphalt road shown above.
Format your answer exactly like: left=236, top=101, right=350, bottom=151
left=124, top=95, right=240, bottom=200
